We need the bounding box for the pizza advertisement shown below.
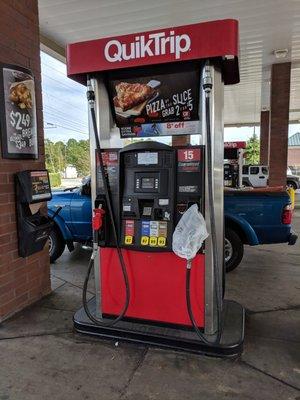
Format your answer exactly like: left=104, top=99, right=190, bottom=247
left=0, top=64, right=38, bottom=159
left=108, top=66, right=201, bottom=138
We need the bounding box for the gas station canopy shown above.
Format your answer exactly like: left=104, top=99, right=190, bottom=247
left=38, top=0, right=300, bottom=126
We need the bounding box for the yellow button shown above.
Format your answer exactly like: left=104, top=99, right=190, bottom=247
left=124, top=235, right=133, bottom=245
left=149, top=237, right=157, bottom=246
left=141, top=236, right=149, bottom=245
left=157, top=237, right=166, bottom=247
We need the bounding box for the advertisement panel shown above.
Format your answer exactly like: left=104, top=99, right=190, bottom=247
left=108, top=66, right=201, bottom=138
left=0, top=64, right=38, bottom=159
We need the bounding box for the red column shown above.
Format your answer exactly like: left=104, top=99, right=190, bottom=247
left=0, top=0, right=51, bottom=320
left=268, top=63, right=291, bottom=187
left=260, top=110, right=270, bottom=165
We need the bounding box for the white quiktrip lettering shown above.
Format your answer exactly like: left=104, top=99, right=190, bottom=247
left=104, top=31, right=191, bottom=62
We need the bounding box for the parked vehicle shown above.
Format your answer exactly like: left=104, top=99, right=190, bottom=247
left=242, top=165, right=269, bottom=187
left=287, top=167, right=300, bottom=190
left=242, top=165, right=300, bottom=190
left=224, top=189, right=297, bottom=271
left=48, top=178, right=297, bottom=272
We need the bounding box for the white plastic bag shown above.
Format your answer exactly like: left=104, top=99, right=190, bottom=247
left=172, top=204, right=209, bottom=260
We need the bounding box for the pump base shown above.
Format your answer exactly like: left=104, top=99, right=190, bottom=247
left=74, top=299, right=244, bottom=358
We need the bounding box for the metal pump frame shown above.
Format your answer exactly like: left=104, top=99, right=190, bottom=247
left=87, top=65, right=223, bottom=335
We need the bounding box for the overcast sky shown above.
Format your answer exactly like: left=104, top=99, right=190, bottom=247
left=41, top=52, right=88, bottom=142
left=41, top=51, right=299, bottom=143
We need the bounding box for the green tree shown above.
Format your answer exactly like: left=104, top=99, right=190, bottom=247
left=66, top=138, right=90, bottom=176
left=45, top=139, right=55, bottom=173
left=45, top=139, right=67, bottom=174
left=45, top=138, right=90, bottom=176
left=54, top=141, right=67, bottom=173
left=245, top=133, right=260, bottom=164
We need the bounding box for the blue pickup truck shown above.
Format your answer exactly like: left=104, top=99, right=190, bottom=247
left=48, top=179, right=297, bottom=272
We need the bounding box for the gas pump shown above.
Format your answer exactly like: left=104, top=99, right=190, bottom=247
left=67, top=19, right=245, bottom=356
left=224, top=141, right=246, bottom=188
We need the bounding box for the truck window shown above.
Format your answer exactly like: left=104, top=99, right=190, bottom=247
left=242, top=166, right=249, bottom=174
left=250, top=167, right=259, bottom=175
left=262, top=167, right=269, bottom=175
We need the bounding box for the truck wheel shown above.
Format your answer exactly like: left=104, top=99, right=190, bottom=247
left=287, top=181, right=297, bottom=190
left=49, top=227, right=65, bottom=263
left=225, top=228, right=244, bottom=272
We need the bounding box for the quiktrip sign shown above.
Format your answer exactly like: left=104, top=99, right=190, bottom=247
left=67, top=19, right=239, bottom=85
left=104, top=31, right=191, bottom=63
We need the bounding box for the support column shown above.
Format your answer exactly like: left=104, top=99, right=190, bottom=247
left=0, top=0, right=51, bottom=321
left=260, top=110, right=270, bottom=165
left=268, top=63, right=291, bottom=187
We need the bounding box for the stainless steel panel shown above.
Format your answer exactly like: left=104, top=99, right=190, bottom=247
left=202, top=66, right=224, bottom=335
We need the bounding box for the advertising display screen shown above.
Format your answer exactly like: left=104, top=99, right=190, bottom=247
left=108, top=65, right=201, bottom=138
left=30, top=171, right=51, bottom=201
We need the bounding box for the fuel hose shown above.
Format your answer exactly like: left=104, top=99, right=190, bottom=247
left=82, top=78, right=130, bottom=327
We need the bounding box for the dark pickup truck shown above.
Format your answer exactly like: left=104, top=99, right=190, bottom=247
left=48, top=180, right=297, bottom=272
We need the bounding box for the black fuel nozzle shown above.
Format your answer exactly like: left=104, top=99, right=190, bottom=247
left=203, top=63, right=213, bottom=95
left=86, top=79, right=95, bottom=106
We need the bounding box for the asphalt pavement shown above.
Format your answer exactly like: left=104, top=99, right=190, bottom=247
left=0, top=212, right=299, bottom=399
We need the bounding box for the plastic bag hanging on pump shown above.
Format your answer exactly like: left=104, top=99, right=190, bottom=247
left=172, top=204, right=209, bottom=260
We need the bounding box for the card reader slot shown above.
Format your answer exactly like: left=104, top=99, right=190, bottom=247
left=138, top=199, right=154, bottom=219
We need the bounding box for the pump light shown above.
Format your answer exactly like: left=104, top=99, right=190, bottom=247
left=273, top=48, right=289, bottom=59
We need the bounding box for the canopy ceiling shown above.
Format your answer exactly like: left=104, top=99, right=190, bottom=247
left=38, top=0, right=300, bottom=126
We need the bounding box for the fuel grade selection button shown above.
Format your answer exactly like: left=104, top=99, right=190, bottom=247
left=141, top=236, right=149, bottom=245
left=157, top=237, right=166, bottom=247
left=149, top=237, right=158, bottom=246
left=124, top=235, right=133, bottom=245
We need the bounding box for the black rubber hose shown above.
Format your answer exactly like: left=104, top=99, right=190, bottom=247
left=186, top=266, right=213, bottom=344
left=186, top=264, right=221, bottom=345
left=82, top=81, right=130, bottom=327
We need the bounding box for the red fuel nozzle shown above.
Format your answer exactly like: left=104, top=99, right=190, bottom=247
left=92, top=208, right=105, bottom=231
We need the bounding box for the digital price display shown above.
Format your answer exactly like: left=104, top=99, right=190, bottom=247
left=137, top=152, right=158, bottom=165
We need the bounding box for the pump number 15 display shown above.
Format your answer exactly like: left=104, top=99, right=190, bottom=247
left=178, top=148, right=201, bottom=162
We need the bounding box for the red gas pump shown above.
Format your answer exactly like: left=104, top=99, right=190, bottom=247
left=224, top=141, right=246, bottom=188
left=67, top=19, right=244, bottom=357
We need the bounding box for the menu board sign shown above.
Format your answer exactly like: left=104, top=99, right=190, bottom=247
left=108, top=66, right=201, bottom=138
left=0, top=64, right=38, bottom=159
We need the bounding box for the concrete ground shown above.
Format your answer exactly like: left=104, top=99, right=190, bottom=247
left=0, top=214, right=299, bottom=399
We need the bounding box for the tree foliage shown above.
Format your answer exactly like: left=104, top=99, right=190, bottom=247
left=245, top=133, right=260, bottom=164
left=45, top=138, right=90, bottom=177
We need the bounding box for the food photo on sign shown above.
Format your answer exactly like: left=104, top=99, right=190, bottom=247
left=107, top=64, right=201, bottom=138
left=0, top=64, right=38, bottom=159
